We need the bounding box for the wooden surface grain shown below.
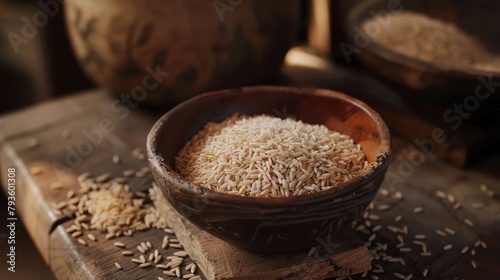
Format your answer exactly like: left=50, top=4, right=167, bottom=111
left=1, top=89, right=499, bottom=280
left=0, top=89, right=370, bottom=280
left=153, top=191, right=371, bottom=280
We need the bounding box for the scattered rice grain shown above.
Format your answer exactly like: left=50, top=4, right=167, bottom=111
left=106, top=232, right=115, bottom=240
left=77, top=238, right=87, bottom=246
left=369, top=214, right=380, bottom=220
left=393, top=272, right=405, bottom=279
left=444, top=227, right=455, bottom=235
left=112, top=155, right=121, bottom=164
left=175, top=267, right=181, bottom=277
left=443, top=244, right=453, bottom=251
left=95, top=173, right=111, bottom=183
left=463, top=219, right=474, bottom=227
left=155, top=255, right=163, bottom=264
left=87, top=233, right=96, bottom=242
left=66, top=190, right=75, bottom=199
left=123, top=170, right=135, bottom=177
left=372, top=225, right=382, bottom=232
left=435, top=230, right=446, bottom=237
left=307, top=247, right=316, bottom=257
left=471, top=202, right=484, bottom=209
left=436, top=190, right=446, bottom=199
left=122, top=251, right=133, bottom=256
left=137, top=245, right=145, bottom=254
left=164, top=271, right=176, bottom=276
left=156, top=264, right=168, bottom=269
left=131, top=258, right=142, bottom=264
left=474, top=240, right=482, bottom=247
left=30, top=167, right=43, bottom=175
left=77, top=172, right=91, bottom=182
left=139, top=262, right=151, bottom=268
left=462, top=246, right=469, bottom=254
left=392, top=191, right=403, bottom=200
left=378, top=204, right=390, bottom=210
left=50, top=182, right=64, bottom=190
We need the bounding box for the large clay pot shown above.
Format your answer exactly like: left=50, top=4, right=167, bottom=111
left=65, top=0, right=300, bottom=105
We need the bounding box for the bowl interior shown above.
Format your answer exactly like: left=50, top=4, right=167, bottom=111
left=152, top=86, right=390, bottom=195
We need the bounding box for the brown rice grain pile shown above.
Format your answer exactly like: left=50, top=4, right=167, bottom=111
left=84, top=184, right=167, bottom=234
left=176, top=114, right=370, bottom=197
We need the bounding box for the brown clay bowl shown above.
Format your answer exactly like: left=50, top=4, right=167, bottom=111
left=147, top=86, right=391, bottom=252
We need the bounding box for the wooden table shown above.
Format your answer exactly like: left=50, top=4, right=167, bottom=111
left=1, top=88, right=499, bottom=280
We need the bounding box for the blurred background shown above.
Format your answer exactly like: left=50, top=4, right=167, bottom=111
left=1, top=0, right=88, bottom=278
left=0, top=0, right=499, bottom=279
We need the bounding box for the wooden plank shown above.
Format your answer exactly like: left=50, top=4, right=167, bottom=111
left=0, top=90, right=110, bottom=263
left=0, top=90, right=370, bottom=280
left=360, top=145, right=500, bottom=279
left=1, top=89, right=499, bottom=280
left=49, top=219, right=199, bottom=280
left=153, top=191, right=371, bottom=280
left=0, top=90, right=173, bottom=279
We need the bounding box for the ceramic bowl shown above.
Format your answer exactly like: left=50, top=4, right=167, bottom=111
left=147, top=86, right=391, bottom=252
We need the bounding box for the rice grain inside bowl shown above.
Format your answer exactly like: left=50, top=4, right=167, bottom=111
left=176, top=114, right=371, bottom=198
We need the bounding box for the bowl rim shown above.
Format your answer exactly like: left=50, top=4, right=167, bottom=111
left=147, top=85, right=391, bottom=207
left=345, top=0, right=500, bottom=79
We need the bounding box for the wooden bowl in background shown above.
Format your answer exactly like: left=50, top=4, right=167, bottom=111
left=65, top=0, right=300, bottom=105
left=147, top=86, right=391, bottom=252
left=346, top=0, right=500, bottom=97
